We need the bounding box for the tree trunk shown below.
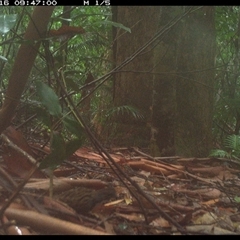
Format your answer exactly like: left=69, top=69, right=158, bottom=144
left=0, top=7, right=54, bottom=134
left=175, top=6, right=216, bottom=157
left=151, top=7, right=179, bottom=156
left=112, top=6, right=215, bottom=157
left=113, top=6, right=160, bottom=147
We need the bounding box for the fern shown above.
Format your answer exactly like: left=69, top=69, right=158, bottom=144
left=225, top=135, right=240, bottom=154
left=209, top=149, right=231, bottom=158
left=209, top=134, right=240, bottom=160
left=91, top=104, right=145, bottom=134
left=106, top=105, right=144, bottom=121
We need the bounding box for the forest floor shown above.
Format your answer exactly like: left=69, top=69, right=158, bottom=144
left=0, top=126, right=240, bottom=235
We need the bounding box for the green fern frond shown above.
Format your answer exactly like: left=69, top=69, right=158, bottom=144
left=209, top=149, right=231, bottom=158
left=210, top=134, right=240, bottom=160
left=224, top=134, right=240, bottom=151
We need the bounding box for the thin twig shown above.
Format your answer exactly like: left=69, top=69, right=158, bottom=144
left=0, top=134, right=44, bottom=221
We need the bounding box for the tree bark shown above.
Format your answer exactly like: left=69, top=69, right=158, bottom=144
left=175, top=6, right=216, bottom=157
left=113, top=6, right=160, bottom=147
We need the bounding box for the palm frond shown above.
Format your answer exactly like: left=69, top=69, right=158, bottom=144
left=106, top=105, right=144, bottom=121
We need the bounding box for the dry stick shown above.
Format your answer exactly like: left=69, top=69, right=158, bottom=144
left=0, top=167, right=38, bottom=232
left=0, top=166, right=19, bottom=191
left=132, top=147, right=180, bottom=161
left=5, top=208, right=110, bottom=235
left=0, top=134, right=45, bottom=223
left=0, top=134, right=41, bottom=167
left=0, top=166, right=34, bottom=210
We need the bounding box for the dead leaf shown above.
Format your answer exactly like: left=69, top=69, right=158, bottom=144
left=49, top=25, right=85, bottom=41
left=193, top=212, right=218, bottom=225
left=185, top=225, right=236, bottom=234
left=150, top=217, right=170, bottom=228
left=115, top=212, right=145, bottom=222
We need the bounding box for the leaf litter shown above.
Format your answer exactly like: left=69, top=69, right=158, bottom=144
left=0, top=126, right=240, bottom=234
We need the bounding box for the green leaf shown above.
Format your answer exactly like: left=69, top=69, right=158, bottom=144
left=234, top=196, right=240, bottom=203
left=39, top=132, right=66, bottom=169
left=99, top=20, right=131, bottom=33
left=65, top=138, right=84, bottom=158
left=63, top=116, right=84, bottom=139
left=35, top=106, right=52, bottom=128
left=35, top=81, right=62, bottom=118
left=0, top=14, right=17, bottom=34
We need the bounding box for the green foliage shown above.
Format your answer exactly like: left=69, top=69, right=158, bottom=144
left=209, top=149, right=232, bottom=159
left=0, top=6, right=142, bottom=157
left=35, top=81, right=62, bottom=118
left=209, top=134, right=240, bottom=160
left=4, top=6, right=240, bottom=158
left=213, top=6, right=240, bottom=145
left=0, top=7, right=34, bottom=88
left=34, top=106, right=52, bottom=128
left=225, top=134, right=240, bottom=153
left=0, top=12, right=17, bottom=63
left=39, top=131, right=66, bottom=169
left=63, top=116, right=84, bottom=139
left=234, top=196, right=240, bottom=203
left=39, top=126, right=85, bottom=169
left=0, top=14, right=17, bottom=34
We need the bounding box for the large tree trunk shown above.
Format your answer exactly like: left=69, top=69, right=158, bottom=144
left=175, top=6, right=216, bottom=157
left=0, top=7, right=54, bottom=134
left=113, top=6, right=160, bottom=147
left=112, top=6, right=215, bottom=157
